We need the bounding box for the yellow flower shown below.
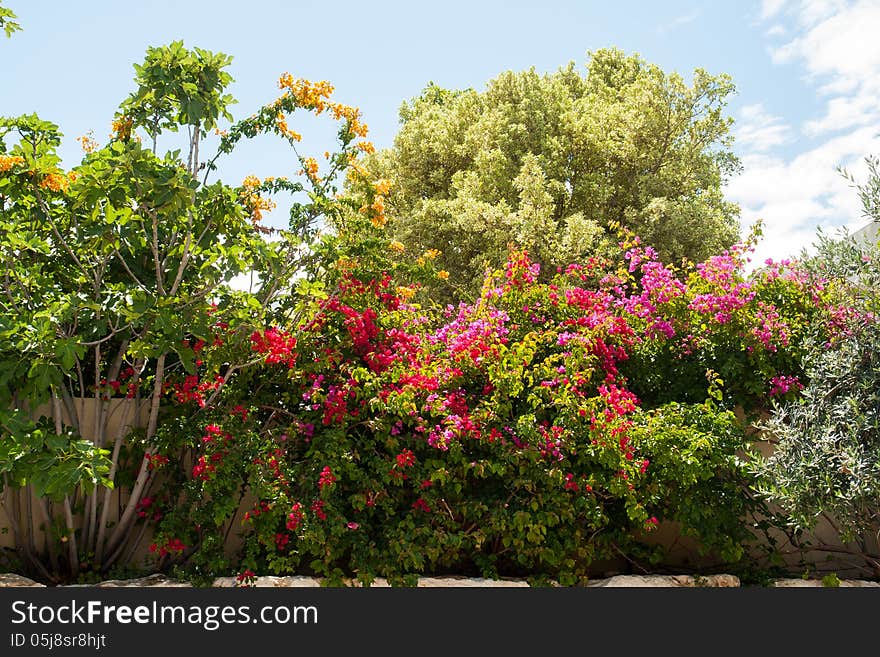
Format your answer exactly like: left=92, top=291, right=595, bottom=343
left=423, top=249, right=441, bottom=260
left=437, top=270, right=450, bottom=280
left=242, top=175, right=261, bottom=190
left=302, top=157, right=320, bottom=182
left=76, top=133, right=98, bottom=154
left=275, top=113, right=302, bottom=141
left=0, top=154, right=24, bottom=172
left=336, top=255, right=357, bottom=272
left=389, top=240, right=405, bottom=253
left=396, top=286, right=415, bottom=300
left=356, top=140, right=376, bottom=154
left=246, top=194, right=276, bottom=222
left=277, top=74, right=335, bottom=114
left=373, top=179, right=393, bottom=196
left=110, top=116, right=133, bottom=141
left=39, top=171, right=69, bottom=193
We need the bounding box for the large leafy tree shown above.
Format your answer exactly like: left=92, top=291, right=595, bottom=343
left=362, top=48, right=741, bottom=297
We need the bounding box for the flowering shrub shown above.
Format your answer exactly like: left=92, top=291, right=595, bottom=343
left=615, top=227, right=824, bottom=413
left=150, top=218, right=829, bottom=584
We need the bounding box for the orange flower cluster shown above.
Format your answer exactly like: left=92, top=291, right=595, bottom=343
left=277, top=74, right=369, bottom=140
left=389, top=240, right=405, bottom=253
left=76, top=134, right=98, bottom=153
left=0, top=154, right=24, bottom=172
left=111, top=116, right=133, bottom=141
left=239, top=175, right=275, bottom=224
left=278, top=74, right=335, bottom=109
left=370, top=196, right=386, bottom=226
left=302, top=157, right=320, bottom=182
left=39, top=171, right=70, bottom=193
left=396, top=285, right=415, bottom=300
left=275, top=113, right=302, bottom=142
left=328, top=103, right=368, bottom=139
left=417, top=248, right=442, bottom=266
left=357, top=179, right=394, bottom=228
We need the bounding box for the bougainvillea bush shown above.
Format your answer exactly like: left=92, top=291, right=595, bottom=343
left=147, top=215, right=831, bottom=585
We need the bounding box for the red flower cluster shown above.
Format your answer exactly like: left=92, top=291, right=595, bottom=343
left=411, top=498, right=431, bottom=513
left=311, top=499, right=327, bottom=520
left=318, top=466, right=336, bottom=490
left=170, top=374, right=222, bottom=407
left=395, top=449, right=416, bottom=468
left=243, top=500, right=271, bottom=522
left=192, top=455, right=216, bottom=480
left=144, top=453, right=169, bottom=470
left=136, top=496, right=163, bottom=521
left=251, top=328, right=298, bottom=368
left=286, top=502, right=304, bottom=531
left=149, top=538, right=185, bottom=557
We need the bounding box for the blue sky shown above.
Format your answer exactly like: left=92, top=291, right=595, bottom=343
left=3, top=0, right=879, bottom=266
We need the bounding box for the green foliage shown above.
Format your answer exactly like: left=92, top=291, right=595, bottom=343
left=360, top=48, right=741, bottom=298
left=628, top=400, right=759, bottom=563
left=752, top=229, right=880, bottom=547
left=840, top=155, right=880, bottom=224
left=0, top=2, right=20, bottom=38
left=0, top=39, right=365, bottom=582
left=120, top=40, right=236, bottom=148
left=0, top=409, right=112, bottom=500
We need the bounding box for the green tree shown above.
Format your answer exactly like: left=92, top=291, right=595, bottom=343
left=361, top=48, right=741, bottom=297
left=0, top=39, right=368, bottom=582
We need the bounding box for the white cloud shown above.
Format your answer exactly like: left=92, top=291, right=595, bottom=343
left=769, top=1, right=880, bottom=136
left=803, top=93, right=880, bottom=136
left=761, top=0, right=790, bottom=20
left=726, top=127, right=880, bottom=265
left=793, top=0, right=851, bottom=27
left=771, top=2, right=880, bottom=79
left=735, top=104, right=792, bottom=152
left=764, top=24, right=788, bottom=37
left=732, top=0, right=880, bottom=266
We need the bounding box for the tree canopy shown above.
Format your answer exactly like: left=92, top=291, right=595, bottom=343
left=361, top=48, right=742, bottom=297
